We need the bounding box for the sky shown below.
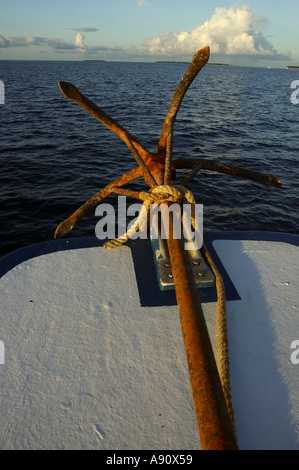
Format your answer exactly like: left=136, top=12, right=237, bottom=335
left=0, top=0, right=298, bottom=67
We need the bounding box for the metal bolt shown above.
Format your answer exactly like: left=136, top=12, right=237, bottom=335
left=197, top=271, right=205, bottom=277
left=165, top=262, right=171, bottom=268
left=192, top=260, right=201, bottom=266
left=167, top=273, right=173, bottom=278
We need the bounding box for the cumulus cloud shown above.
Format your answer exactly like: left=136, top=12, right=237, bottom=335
left=46, top=38, right=77, bottom=50
left=0, top=36, right=48, bottom=47
left=0, top=32, right=108, bottom=55
left=71, top=32, right=85, bottom=49
left=143, top=5, right=290, bottom=60
left=0, top=35, right=75, bottom=49
left=0, top=34, right=10, bottom=47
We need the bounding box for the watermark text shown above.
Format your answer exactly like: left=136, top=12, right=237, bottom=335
left=0, top=80, right=4, bottom=104
left=0, top=341, right=4, bottom=364
left=290, top=80, right=299, bottom=105
left=290, top=340, right=299, bottom=364
left=95, top=196, right=203, bottom=250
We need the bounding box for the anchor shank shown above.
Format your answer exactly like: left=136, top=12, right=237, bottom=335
left=166, top=212, right=238, bottom=450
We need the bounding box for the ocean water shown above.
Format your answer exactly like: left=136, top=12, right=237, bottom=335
left=0, top=60, right=298, bottom=258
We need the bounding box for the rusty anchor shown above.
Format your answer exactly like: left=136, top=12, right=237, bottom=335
left=54, top=46, right=282, bottom=450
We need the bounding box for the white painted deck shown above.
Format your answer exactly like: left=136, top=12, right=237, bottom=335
left=0, top=234, right=299, bottom=449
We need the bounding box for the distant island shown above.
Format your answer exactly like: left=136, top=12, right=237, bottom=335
left=155, top=61, right=190, bottom=64
left=84, top=60, right=106, bottom=62
left=207, top=63, right=231, bottom=66
left=155, top=61, right=231, bottom=66
left=286, top=66, right=299, bottom=69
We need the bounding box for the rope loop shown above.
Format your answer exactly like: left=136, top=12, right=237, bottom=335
left=104, top=184, right=196, bottom=250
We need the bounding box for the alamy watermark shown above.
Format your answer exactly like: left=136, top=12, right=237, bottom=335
left=290, top=80, right=299, bottom=105
left=290, top=340, right=299, bottom=365
left=0, top=341, right=4, bottom=364
left=0, top=80, right=4, bottom=104
left=95, top=196, right=203, bottom=250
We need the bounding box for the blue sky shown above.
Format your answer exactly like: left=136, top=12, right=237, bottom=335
left=0, top=0, right=298, bottom=66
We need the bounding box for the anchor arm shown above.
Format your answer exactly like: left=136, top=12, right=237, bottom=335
left=54, top=167, right=143, bottom=239
left=157, top=46, right=210, bottom=182
left=58, top=81, right=158, bottom=188
left=174, top=159, right=283, bottom=187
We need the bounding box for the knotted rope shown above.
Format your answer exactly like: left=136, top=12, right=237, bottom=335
left=104, top=184, right=196, bottom=250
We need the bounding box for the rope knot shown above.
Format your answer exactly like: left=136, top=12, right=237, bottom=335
left=104, top=184, right=196, bottom=250
left=140, top=184, right=195, bottom=208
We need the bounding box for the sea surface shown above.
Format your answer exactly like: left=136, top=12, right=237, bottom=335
left=0, top=60, right=298, bottom=258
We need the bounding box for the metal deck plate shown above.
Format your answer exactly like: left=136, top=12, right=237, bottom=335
left=151, top=235, right=215, bottom=291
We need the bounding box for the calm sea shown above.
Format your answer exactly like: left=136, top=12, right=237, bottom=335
left=0, top=60, right=298, bottom=258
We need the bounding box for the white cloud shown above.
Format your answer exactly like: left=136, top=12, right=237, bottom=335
left=71, top=32, right=85, bottom=49
left=143, top=5, right=290, bottom=60
left=0, top=34, right=10, bottom=47
left=137, top=0, right=148, bottom=6
left=0, top=35, right=74, bottom=49
left=0, top=32, right=108, bottom=55
left=46, top=38, right=77, bottom=50
left=1, top=36, right=48, bottom=47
